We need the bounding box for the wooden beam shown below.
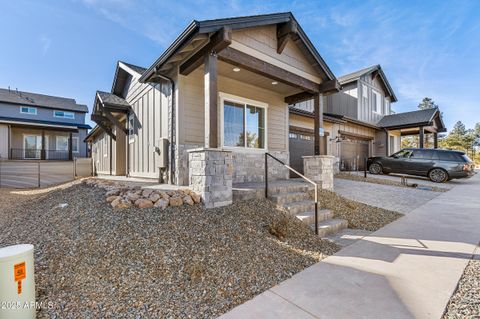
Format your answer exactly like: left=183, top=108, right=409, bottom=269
left=277, top=20, right=298, bottom=54
left=419, top=126, right=424, bottom=148
left=103, top=111, right=128, bottom=135
left=91, top=114, right=116, bottom=141
left=204, top=51, right=218, bottom=148
left=433, top=132, right=438, bottom=148
left=218, top=47, right=319, bottom=93
left=318, top=79, right=341, bottom=95
left=284, top=91, right=314, bottom=105
left=180, top=27, right=232, bottom=76
left=314, top=93, right=324, bottom=155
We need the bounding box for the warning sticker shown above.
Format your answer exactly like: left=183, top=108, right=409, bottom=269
left=14, top=262, right=26, bottom=282
left=17, top=280, right=22, bottom=295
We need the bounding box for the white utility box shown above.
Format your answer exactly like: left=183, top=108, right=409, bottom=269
left=0, top=244, right=35, bottom=319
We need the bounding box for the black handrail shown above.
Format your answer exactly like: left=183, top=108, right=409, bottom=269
left=265, top=152, right=320, bottom=235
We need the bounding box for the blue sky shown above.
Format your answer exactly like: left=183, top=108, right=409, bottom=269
left=1, top=0, right=479, bottom=131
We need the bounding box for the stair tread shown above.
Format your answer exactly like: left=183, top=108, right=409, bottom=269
left=317, top=219, right=348, bottom=228
left=296, top=209, right=332, bottom=217
left=270, top=191, right=309, bottom=199
left=283, top=200, right=315, bottom=208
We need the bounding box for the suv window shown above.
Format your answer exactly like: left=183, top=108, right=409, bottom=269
left=411, top=149, right=434, bottom=159
left=392, top=149, right=412, bottom=158
left=438, top=151, right=461, bottom=161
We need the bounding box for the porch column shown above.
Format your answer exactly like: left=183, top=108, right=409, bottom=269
left=204, top=51, right=218, bottom=148
left=433, top=132, right=438, bottom=149
left=314, top=93, right=325, bottom=155
left=68, top=132, right=73, bottom=160
left=41, top=130, right=46, bottom=160
left=419, top=126, right=424, bottom=148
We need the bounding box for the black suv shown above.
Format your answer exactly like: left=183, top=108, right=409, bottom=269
left=367, top=148, right=475, bottom=183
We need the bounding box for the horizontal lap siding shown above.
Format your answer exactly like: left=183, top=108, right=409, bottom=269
left=179, top=69, right=287, bottom=151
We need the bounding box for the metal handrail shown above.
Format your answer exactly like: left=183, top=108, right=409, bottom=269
left=265, top=152, right=320, bottom=235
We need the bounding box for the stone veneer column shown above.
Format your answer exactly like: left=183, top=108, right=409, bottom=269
left=302, top=155, right=335, bottom=191
left=188, top=148, right=233, bottom=208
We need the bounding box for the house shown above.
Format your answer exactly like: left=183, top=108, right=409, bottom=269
left=288, top=65, right=446, bottom=173
left=86, top=12, right=339, bottom=191
left=0, top=88, right=91, bottom=160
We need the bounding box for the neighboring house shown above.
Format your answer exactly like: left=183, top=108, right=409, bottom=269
left=288, top=65, right=446, bottom=173
left=0, top=88, right=90, bottom=160
left=86, top=12, right=339, bottom=185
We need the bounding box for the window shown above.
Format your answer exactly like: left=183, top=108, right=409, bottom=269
left=362, top=84, right=368, bottom=107
left=23, top=135, right=42, bottom=159
left=20, top=106, right=37, bottom=115
left=389, top=136, right=395, bottom=155
left=391, top=149, right=412, bottom=158
left=289, top=133, right=298, bottom=139
left=53, top=110, right=75, bottom=119
left=372, top=90, right=382, bottom=113
left=128, top=113, right=135, bottom=143
left=222, top=97, right=266, bottom=149
left=103, top=138, right=108, bottom=157
left=300, top=134, right=313, bottom=141
left=438, top=151, right=461, bottom=161
left=385, top=98, right=390, bottom=115
left=56, top=136, right=69, bottom=151
left=72, top=137, right=79, bottom=153
left=411, top=149, right=434, bottom=159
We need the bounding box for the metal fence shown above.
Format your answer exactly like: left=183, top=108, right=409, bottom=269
left=9, top=148, right=70, bottom=160
left=0, top=158, right=92, bottom=188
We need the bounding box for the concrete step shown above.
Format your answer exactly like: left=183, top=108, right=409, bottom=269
left=312, top=219, right=348, bottom=237
left=270, top=191, right=311, bottom=205
left=283, top=200, right=315, bottom=215
left=296, top=209, right=334, bottom=224
left=267, top=183, right=314, bottom=196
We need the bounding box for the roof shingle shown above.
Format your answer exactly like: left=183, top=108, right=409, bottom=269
left=0, top=88, right=88, bottom=112
left=377, top=108, right=439, bottom=128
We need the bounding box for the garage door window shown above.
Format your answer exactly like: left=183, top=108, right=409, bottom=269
left=222, top=95, right=266, bottom=149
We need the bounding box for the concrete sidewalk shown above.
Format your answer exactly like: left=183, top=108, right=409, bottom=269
left=220, top=174, right=480, bottom=319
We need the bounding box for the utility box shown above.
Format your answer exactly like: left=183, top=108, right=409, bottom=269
left=154, top=138, right=169, bottom=169
left=0, top=244, right=35, bottom=319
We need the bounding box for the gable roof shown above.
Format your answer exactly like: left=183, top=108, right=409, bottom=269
left=96, top=91, right=130, bottom=109
left=337, top=65, right=397, bottom=102
left=111, top=61, right=147, bottom=96
left=0, top=88, right=88, bottom=113
left=139, top=12, right=335, bottom=83
left=377, top=107, right=446, bottom=131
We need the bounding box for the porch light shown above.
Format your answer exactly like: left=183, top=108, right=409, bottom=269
left=233, top=67, right=241, bottom=72
left=271, top=81, right=278, bottom=85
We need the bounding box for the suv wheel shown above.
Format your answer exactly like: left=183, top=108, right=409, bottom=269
left=369, top=163, right=382, bottom=175
left=429, top=168, right=448, bottom=183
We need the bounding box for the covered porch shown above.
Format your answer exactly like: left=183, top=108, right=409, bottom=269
left=377, top=107, right=446, bottom=150
left=0, top=119, right=80, bottom=161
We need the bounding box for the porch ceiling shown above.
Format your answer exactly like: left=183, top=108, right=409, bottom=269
left=217, top=60, right=302, bottom=96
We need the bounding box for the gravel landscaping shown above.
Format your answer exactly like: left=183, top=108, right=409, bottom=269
left=336, top=172, right=448, bottom=192
left=0, top=182, right=339, bottom=318
left=443, top=254, right=480, bottom=318
left=318, top=189, right=403, bottom=231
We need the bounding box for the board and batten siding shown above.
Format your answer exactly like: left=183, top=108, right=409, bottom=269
left=357, top=75, right=392, bottom=124
left=92, top=131, right=114, bottom=175
left=231, top=25, right=321, bottom=83
left=125, top=74, right=170, bottom=179
left=178, top=68, right=288, bottom=152
left=324, top=83, right=358, bottom=119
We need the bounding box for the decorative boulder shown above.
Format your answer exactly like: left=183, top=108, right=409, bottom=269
left=115, top=199, right=132, bottom=209
left=105, top=189, right=120, bottom=197
left=142, top=189, right=154, bottom=198
left=190, top=193, right=201, bottom=204
left=111, top=197, right=122, bottom=208
left=127, top=193, right=141, bottom=202
left=149, top=193, right=161, bottom=203
left=106, top=195, right=121, bottom=203
left=183, top=195, right=194, bottom=206
left=154, top=198, right=169, bottom=209
left=169, top=196, right=183, bottom=207
left=135, top=198, right=154, bottom=209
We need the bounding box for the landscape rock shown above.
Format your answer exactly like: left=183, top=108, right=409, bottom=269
left=142, top=189, right=154, bottom=197
left=135, top=198, right=154, bottom=209
left=183, top=195, right=194, bottom=206
left=154, top=198, right=169, bottom=209
left=105, top=189, right=120, bottom=197
left=169, top=196, right=183, bottom=207
left=126, top=193, right=141, bottom=202
left=106, top=195, right=121, bottom=203
left=149, top=193, right=161, bottom=203
left=111, top=197, right=122, bottom=208
left=191, top=193, right=201, bottom=204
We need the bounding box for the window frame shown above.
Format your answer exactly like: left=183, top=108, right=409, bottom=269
left=384, top=98, right=390, bottom=115
left=20, top=106, right=37, bottom=115
left=53, top=110, right=75, bottom=119
left=72, top=137, right=79, bottom=153
left=362, top=84, right=368, bottom=107
left=219, top=92, right=268, bottom=152
left=372, top=89, right=382, bottom=114
left=56, top=136, right=69, bottom=152
left=128, top=113, right=135, bottom=144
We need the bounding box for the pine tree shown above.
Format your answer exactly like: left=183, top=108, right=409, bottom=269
left=417, top=97, right=438, bottom=110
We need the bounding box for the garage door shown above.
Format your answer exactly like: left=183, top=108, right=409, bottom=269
left=288, top=131, right=314, bottom=177
left=340, top=138, right=369, bottom=171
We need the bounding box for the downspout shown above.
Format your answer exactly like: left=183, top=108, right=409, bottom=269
left=126, top=113, right=130, bottom=177
left=109, top=135, right=113, bottom=176
left=152, top=71, right=176, bottom=185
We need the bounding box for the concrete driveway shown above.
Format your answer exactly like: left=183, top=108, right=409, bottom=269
left=333, top=178, right=443, bottom=214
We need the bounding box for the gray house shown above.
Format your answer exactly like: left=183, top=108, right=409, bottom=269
left=289, top=65, right=446, bottom=172
left=0, top=88, right=91, bottom=160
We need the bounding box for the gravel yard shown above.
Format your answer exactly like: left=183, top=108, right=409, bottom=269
left=443, top=253, right=480, bottom=318
left=0, top=182, right=339, bottom=318
left=318, top=189, right=403, bottom=231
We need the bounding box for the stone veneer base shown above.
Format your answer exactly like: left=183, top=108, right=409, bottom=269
left=302, top=155, right=335, bottom=191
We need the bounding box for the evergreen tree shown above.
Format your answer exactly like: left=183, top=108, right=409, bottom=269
left=417, top=97, right=438, bottom=110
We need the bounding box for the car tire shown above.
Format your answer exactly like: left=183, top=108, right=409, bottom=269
left=429, top=168, right=448, bottom=183
left=369, top=163, right=382, bottom=175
